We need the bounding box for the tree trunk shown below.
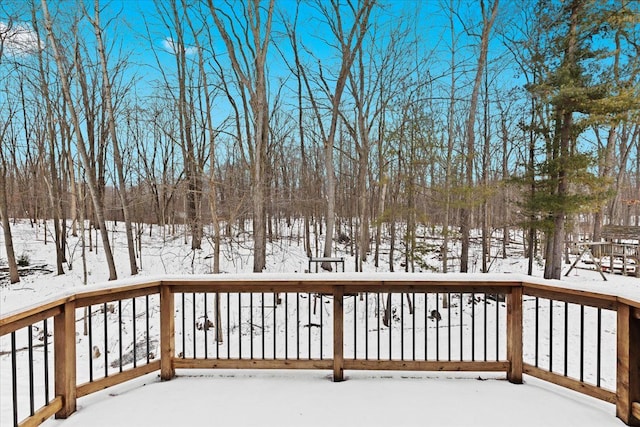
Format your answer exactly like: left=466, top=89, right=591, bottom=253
left=209, top=0, right=274, bottom=272
left=41, top=0, right=118, bottom=281
left=0, top=162, right=19, bottom=284
left=460, top=0, right=499, bottom=273
left=92, top=0, right=137, bottom=275
left=442, top=3, right=457, bottom=274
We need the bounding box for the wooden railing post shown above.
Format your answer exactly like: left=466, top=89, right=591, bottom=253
left=333, top=285, right=344, bottom=382
left=616, top=303, right=640, bottom=426
left=160, top=284, right=175, bottom=381
left=507, top=286, right=523, bottom=384
left=54, top=301, right=76, bottom=418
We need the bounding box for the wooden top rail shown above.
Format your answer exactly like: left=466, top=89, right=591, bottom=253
left=2, top=276, right=639, bottom=331
left=522, top=281, right=619, bottom=310
left=0, top=281, right=162, bottom=336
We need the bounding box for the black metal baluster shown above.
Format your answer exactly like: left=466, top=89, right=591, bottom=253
left=28, top=325, right=34, bottom=415
left=146, top=295, right=150, bottom=364
left=580, top=305, right=584, bottom=382
left=285, top=293, right=289, bottom=359
left=204, top=293, right=208, bottom=359
left=104, top=302, right=108, bottom=377
left=365, top=292, right=369, bottom=360
left=238, top=293, right=242, bottom=359
left=452, top=293, right=464, bottom=361
left=216, top=293, right=220, bottom=359
left=377, top=292, right=380, bottom=360
left=308, top=292, right=312, bottom=359
left=495, top=293, right=499, bottom=361
left=471, top=292, right=475, bottom=362
left=412, top=292, right=416, bottom=361
left=261, top=292, right=265, bottom=359
left=447, top=293, right=464, bottom=361
left=460, top=293, right=464, bottom=361
left=133, top=298, right=137, bottom=367
left=89, top=305, right=94, bottom=381
left=273, top=293, right=277, bottom=359
left=401, top=293, right=404, bottom=360
left=389, top=293, right=392, bottom=361
left=549, top=299, right=554, bottom=372
left=424, top=292, right=428, bottom=361
left=320, top=294, right=324, bottom=360
left=226, top=293, right=231, bottom=358
left=354, top=294, right=358, bottom=360
left=296, top=293, right=300, bottom=360
left=43, top=319, right=50, bottom=404
left=12, top=331, right=18, bottom=427
left=564, top=301, right=568, bottom=376
left=119, top=300, right=123, bottom=372
left=181, top=294, right=185, bottom=359
left=596, top=308, right=602, bottom=387
left=250, top=293, right=254, bottom=359
left=193, top=293, right=197, bottom=359
left=535, top=297, right=539, bottom=367
left=483, top=293, right=487, bottom=361
left=436, top=293, right=440, bottom=361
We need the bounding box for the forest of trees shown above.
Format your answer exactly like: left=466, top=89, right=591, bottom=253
left=0, top=0, right=638, bottom=284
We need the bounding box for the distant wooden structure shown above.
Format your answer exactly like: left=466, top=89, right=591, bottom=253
left=565, top=242, right=609, bottom=280
left=308, top=257, right=345, bottom=273
left=566, top=226, right=639, bottom=279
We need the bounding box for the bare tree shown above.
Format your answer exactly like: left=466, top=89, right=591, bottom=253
left=182, top=0, right=221, bottom=273
left=41, top=0, right=118, bottom=280
left=459, top=0, right=499, bottom=272
left=298, top=0, right=375, bottom=270
left=29, top=4, right=67, bottom=275
left=207, top=0, right=275, bottom=272
left=0, top=119, right=19, bottom=284
left=89, top=0, right=137, bottom=275
left=0, top=17, right=20, bottom=284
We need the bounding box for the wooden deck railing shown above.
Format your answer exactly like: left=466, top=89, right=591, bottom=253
left=1, top=276, right=639, bottom=426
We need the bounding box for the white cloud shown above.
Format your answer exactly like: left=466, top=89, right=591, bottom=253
left=0, top=22, right=41, bottom=56
left=161, top=37, right=198, bottom=56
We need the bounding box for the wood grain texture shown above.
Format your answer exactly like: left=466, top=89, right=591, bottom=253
left=507, top=286, right=523, bottom=384
left=54, top=302, right=76, bottom=419
left=160, top=285, right=175, bottom=381
left=18, top=396, right=63, bottom=427
left=173, top=358, right=333, bottom=370
left=343, top=360, right=509, bottom=372
left=76, top=361, right=161, bottom=398
left=524, top=365, right=616, bottom=403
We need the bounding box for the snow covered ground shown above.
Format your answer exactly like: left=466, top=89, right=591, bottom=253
left=2, top=219, right=639, bottom=314
left=1, top=219, right=639, bottom=426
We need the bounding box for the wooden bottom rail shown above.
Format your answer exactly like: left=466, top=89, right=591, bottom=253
left=173, top=358, right=332, bottom=370
left=18, top=396, right=63, bottom=427
left=170, top=358, right=510, bottom=373
left=343, top=360, right=510, bottom=372
left=523, top=364, right=616, bottom=404
left=76, top=361, right=161, bottom=398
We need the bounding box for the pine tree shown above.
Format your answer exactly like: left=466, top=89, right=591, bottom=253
left=525, top=0, right=640, bottom=279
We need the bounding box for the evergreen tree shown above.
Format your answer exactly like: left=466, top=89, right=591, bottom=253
left=525, top=0, right=640, bottom=279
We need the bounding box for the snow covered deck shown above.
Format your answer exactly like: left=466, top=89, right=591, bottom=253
left=3, top=274, right=639, bottom=426
left=41, top=370, right=620, bottom=427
